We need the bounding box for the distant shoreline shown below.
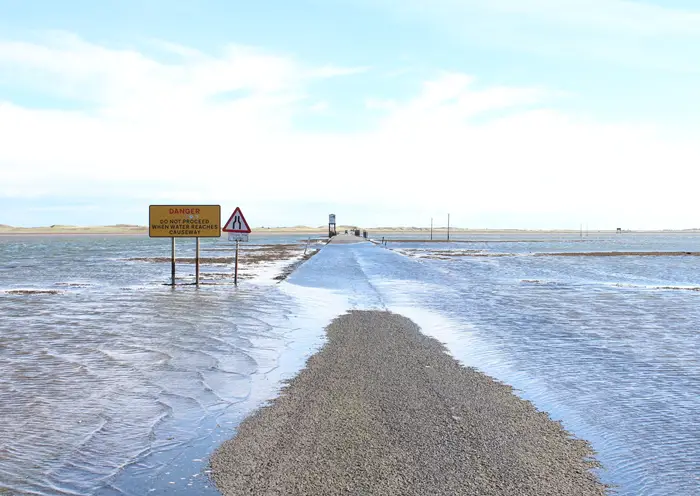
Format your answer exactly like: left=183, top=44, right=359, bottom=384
left=1, top=225, right=700, bottom=236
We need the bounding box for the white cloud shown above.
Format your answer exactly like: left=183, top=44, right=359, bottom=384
left=0, top=34, right=698, bottom=229
left=374, top=73, right=549, bottom=132
left=0, top=32, right=365, bottom=111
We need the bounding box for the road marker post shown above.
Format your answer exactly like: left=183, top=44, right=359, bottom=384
left=447, top=213, right=451, bottom=241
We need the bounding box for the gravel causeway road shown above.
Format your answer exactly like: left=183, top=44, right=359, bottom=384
left=211, top=310, right=606, bottom=495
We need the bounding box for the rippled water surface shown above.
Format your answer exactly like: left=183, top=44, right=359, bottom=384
left=2, top=233, right=699, bottom=495
left=291, top=234, right=700, bottom=496
left=0, top=235, right=339, bottom=495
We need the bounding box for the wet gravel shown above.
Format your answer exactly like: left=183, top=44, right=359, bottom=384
left=211, top=311, right=607, bottom=495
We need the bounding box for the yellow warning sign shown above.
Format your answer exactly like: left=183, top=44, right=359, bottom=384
left=149, top=205, right=221, bottom=238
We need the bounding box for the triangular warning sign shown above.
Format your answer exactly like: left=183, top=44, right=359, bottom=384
left=222, top=207, right=251, bottom=233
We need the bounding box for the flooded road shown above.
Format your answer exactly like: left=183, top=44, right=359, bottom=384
left=1, top=234, right=699, bottom=495
left=290, top=236, right=700, bottom=496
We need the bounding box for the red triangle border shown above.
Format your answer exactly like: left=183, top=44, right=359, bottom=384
left=222, top=207, right=252, bottom=233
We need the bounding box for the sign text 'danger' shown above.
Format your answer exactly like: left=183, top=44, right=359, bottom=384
left=149, top=205, right=221, bottom=238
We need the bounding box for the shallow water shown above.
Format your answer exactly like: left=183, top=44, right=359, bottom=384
left=290, top=236, right=700, bottom=496
left=2, top=233, right=699, bottom=495
left=0, top=234, right=338, bottom=495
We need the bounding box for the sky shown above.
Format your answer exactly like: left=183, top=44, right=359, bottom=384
left=0, top=0, right=699, bottom=229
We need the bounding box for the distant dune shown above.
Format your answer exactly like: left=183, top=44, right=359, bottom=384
left=256, top=226, right=324, bottom=233
left=1, top=224, right=699, bottom=236
left=0, top=224, right=327, bottom=235
left=0, top=225, right=149, bottom=235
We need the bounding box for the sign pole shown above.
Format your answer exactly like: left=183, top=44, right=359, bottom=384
left=234, top=240, right=239, bottom=285
left=195, top=237, right=200, bottom=287
left=171, top=237, right=176, bottom=286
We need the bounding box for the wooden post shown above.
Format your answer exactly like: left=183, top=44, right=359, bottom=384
left=234, top=240, right=239, bottom=285
left=195, top=237, right=200, bottom=287
left=171, top=237, right=176, bottom=286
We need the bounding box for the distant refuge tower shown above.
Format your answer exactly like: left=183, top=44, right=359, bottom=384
left=329, top=214, right=337, bottom=237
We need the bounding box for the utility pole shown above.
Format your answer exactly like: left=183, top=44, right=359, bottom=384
left=447, top=213, right=451, bottom=241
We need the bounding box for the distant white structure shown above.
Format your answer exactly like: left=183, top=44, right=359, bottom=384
left=329, top=214, right=337, bottom=237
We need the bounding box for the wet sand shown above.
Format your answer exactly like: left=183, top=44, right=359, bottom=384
left=536, top=251, right=700, bottom=257
left=383, top=239, right=563, bottom=243
left=211, top=311, right=606, bottom=496
left=397, top=249, right=700, bottom=259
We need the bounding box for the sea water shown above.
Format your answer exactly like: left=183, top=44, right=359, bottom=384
left=289, top=234, right=700, bottom=496
left=1, top=233, right=699, bottom=495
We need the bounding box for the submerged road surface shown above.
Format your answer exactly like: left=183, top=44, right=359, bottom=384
left=211, top=311, right=605, bottom=495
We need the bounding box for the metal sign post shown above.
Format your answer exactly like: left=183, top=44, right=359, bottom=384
left=195, top=237, right=200, bottom=287
left=171, top=237, right=176, bottom=286
left=234, top=241, right=240, bottom=285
